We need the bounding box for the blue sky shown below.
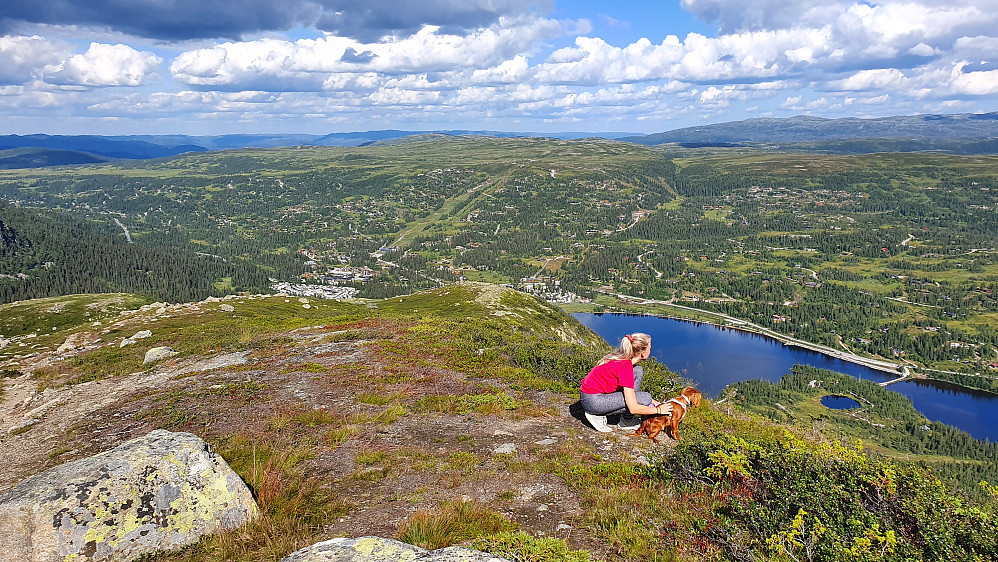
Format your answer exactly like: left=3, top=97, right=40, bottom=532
left=1, top=0, right=996, bottom=135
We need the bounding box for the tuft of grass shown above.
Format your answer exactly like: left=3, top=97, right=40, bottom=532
left=374, top=404, right=408, bottom=425
left=1, top=368, right=22, bottom=378
left=456, top=392, right=521, bottom=415
left=354, top=451, right=389, bottom=466
left=351, top=467, right=391, bottom=481
left=413, top=395, right=456, bottom=414
left=355, top=392, right=396, bottom=405
left=294, top=410, right=338, bottom=427
left=444, top=451, right=480, bottom=472
left=49, top=447, right=72, bottom=459
left=473, top=532, right=591, bottom=562
left=266, top=413, right=294, bottom=432
left=326, top=425, right=360, bottom=447
left=279, top=362, right=328, bottom=374
left=147, top=435, right=353, bottom=562
left=397, top=499, right=518, bottom=550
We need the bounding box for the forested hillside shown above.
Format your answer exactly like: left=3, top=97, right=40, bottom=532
left=0, top=203, right=271, bottom=302
left=1, top=138, right=997, bottom=380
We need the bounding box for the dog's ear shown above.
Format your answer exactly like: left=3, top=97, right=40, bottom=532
left=684, top=388, right=702, bottom=407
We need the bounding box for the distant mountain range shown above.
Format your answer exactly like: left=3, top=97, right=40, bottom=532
left=1, top=112, right=996, bottom=168
left=0, top=147, right=110, bottom=169
left=620, top=112, right=998, bottom=145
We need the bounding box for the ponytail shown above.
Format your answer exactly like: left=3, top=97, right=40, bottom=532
left=598, top=332, right=651, bottom=365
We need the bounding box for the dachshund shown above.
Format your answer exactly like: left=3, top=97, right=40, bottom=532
left=629, top=387, right=702, bottom=442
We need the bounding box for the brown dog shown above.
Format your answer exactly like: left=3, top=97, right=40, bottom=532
left=629, top=387, right=703, bottom=442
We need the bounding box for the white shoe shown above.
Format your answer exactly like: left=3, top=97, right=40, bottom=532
left=585, top=411, right=613, bottom=433
left=618, top=414, right=640, bottom=430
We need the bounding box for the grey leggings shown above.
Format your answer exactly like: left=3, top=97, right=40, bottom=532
left=580, top=366, right=653, bottom=416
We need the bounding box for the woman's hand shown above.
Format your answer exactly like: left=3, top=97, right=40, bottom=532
left=623, top=387, right=660, bottom=416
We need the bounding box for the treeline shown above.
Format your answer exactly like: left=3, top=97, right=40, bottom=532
left=0, top=203, right=272, bottom=303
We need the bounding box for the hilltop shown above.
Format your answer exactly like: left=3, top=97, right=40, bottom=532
left=1, top=285, right=995, bottom=561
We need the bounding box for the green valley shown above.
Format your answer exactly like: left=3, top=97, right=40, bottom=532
left=1, top=138, right=997, bottom=387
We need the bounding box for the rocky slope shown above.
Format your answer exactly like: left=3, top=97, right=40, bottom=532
left=0, top=284, right=670, bottom=560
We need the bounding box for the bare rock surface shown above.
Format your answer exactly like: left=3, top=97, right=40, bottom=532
left=0, top=429, right=258, bottom=562
left=281, top=536, right=509, bottom=562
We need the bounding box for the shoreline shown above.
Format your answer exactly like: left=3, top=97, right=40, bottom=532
left=590, top=291, right=998, bottom=395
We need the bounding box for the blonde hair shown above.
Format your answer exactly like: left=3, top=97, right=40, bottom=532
left=597, top=332, right=651, bottom=365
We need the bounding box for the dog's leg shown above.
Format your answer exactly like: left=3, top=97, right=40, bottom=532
left=647, top=427, right=662, bottom=442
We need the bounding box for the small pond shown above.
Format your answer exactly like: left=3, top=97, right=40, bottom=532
left=821, top=395, right=862, bottom=410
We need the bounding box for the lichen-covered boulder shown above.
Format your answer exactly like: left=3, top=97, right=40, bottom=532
left=0, top=429, right=258, bottom=562
left=281, top=537, right=510, bottom=562
left=143, top=346, right=179, bottom=363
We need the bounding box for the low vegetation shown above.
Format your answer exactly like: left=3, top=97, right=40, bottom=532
left=4, top=286, right=996, bottom=561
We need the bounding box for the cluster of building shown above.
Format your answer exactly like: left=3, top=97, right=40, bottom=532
left=270, top=281, right=359, bottom=300
left=517, top=278, right=588, bottom=304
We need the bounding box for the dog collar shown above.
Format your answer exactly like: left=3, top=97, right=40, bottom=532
left=668, top=395, right=691, bottom=407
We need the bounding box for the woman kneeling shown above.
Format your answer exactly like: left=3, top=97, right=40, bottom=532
left=579, top=332, right=667, bottom=432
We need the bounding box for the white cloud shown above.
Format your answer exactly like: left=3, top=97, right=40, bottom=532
left=830, top=68, right=908, bottom=91
left=857, top=93, right=891, bottom=105
left=0, top=35, right=68, bottom=85
left=471, top=55, right=530, bottom=83
left=698, top=85, right=743, bottom=105
left=44, top=42, right=161, bottom=86
left=171, top=17, right=565, bottom=90
left=908, top=42, right=936, bottom=57
left=533, top=27, right=834, bottom=86
left=782, top=95, right=803, bottom=109
left=948, top=62, right=998, bottom=96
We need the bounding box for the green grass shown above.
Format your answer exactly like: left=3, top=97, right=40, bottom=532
left=355, top=392, right=396, bottom=405
left=152, top=435, right=351, bottom=562
left=473, top=532, right=591, bottom=562
left=0, top=293, right=149, bottom=338
left=397, top=499, right=518, bottom=550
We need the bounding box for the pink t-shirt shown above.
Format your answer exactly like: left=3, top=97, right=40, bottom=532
left=580, top=359, right=635, bottom=394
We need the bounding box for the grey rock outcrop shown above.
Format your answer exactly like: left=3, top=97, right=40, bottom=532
left=120, top=330, right=153, bottom=348
left=0, top=429, right=258, bottom=562
left=281, top=537, right=510, bottom=562
left=143, top=346, right=179, bottom=363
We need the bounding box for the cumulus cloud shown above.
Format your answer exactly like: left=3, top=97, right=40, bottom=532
left=830, top=68, right=908, bottom=91
left=681, top=1, right=998, bottom=71
left=171, top=17, right=565, bottom=90
left=44, top=42, right=161, bottom=87
left=948, top=62, right=998, bottom=96
left=472, top=56, right=531, bottom=84
left=534, top=27, right=833, bottom=86
left=0, top=35, right=68, bottom=85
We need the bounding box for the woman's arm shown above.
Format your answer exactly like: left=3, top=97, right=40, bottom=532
left=623, top=387, right=665, bottom=416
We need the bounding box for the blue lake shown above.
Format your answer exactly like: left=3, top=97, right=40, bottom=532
left=573, top=312, right=998, bottom=442
left=821, top=395, right=862, bottom=410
